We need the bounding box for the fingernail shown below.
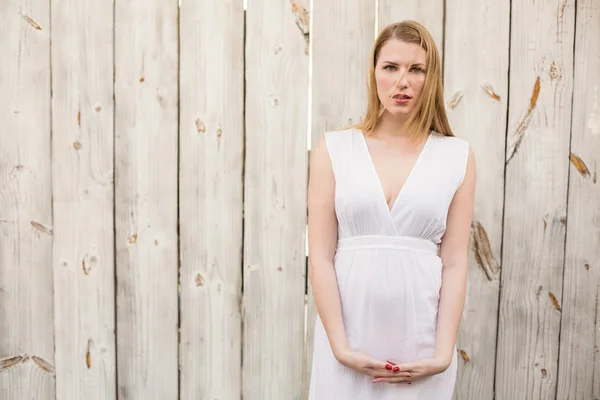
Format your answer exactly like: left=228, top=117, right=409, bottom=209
left=393, top=366, right=400, bottom=372
left=385, top=364, right=393, bottom=370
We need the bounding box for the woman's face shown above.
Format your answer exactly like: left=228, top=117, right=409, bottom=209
left=374, top=39, right=427, bottom=119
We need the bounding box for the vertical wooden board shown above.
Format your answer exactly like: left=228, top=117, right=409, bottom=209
left=443, top=1, right=509, bottom=398
left=311, top=2, right=375, bottom=138
left=0, top=1, right=55, bottom=398
left=497, top=0, right=575, bottom=398
left=179, top=0, right=244, bottom=399
left=114, top=1, right=179, bottom=398
left=50, top=0, right=116, bottom=398
left=557, top=1, right=600, bottom=398
left=244, top=0, right=309, bottom=398
left=378, top=0, right=443, bottom=57
left=305, top=0, right=376, bottom=394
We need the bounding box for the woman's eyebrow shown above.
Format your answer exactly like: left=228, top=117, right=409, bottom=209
left=381, top=60, right=426, bottom=67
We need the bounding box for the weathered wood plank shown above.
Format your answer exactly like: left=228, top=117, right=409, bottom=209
left=443, top=1, right=509, bottom=398
left=114, top=1, right=179, bottom=398
left=305, top=0, right=375, bottom=395
left=378, top=0, right=443, bottom=57
left=557, top=1, right=600, bottom=398
left=50, top=0, right=116, bottom=398
left=0, top=1, right=55, bottom=398
left=179, top=0, right=244, bottom=399
left=244, top=0, right=309, bottom=398
left=496, top=0, right=575, bottom=398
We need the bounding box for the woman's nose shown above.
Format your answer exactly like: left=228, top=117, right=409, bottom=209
left=395, top=71, right=409, bottom=88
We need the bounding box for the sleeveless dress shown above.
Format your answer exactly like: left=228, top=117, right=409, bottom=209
left=309, top=128, right=469, bottom=399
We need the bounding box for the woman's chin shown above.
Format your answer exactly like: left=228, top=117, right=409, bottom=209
left=385, top=106, right=412, bottom=118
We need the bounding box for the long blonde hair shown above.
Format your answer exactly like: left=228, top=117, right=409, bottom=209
left=352, top=20, right=453, bottom=140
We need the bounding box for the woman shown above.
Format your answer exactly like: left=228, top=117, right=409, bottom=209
left=307, top=20, right=476, bottom=399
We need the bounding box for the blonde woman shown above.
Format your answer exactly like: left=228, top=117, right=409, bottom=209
left=307, top=21, right=476, bottom=399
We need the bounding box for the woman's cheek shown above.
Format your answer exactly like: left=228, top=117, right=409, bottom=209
left=376, top=76, right=395, bottom=100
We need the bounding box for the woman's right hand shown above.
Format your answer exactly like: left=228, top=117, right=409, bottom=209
left=334, top=349, right=412, bottom=382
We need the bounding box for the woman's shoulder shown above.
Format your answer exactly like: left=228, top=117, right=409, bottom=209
left=316, top=128, right=356, bottom=151
left=313, top=128, right=352, bottom=155
left=323, top=127, right=356, bottom=140
left=429, top=130, right=473, bottom=170
left=430, top=130, right=471, bottom=154
left=430, top=130, right=468, bottom=145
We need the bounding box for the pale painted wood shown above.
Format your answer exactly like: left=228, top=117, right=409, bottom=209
left=244, top=0, right=309, bottom=398
left=0, top=1, right=55, bottom=398
left=114, top=1, right=179, bottom=398
left=50, top=0, right=116, bottom=398
left=443, top=1, right=509, bottom=398
left=378, top=0, right=443, bottom=58
left=497, top=0, right=575, bottom=398
left=557, top=1, right=600, bottom=398
left=179, top=0, right=244, bottom=399
left=305, top=0, right=376, bottom=395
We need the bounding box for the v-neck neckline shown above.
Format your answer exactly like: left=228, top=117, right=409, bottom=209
left=356, top=128, right=432, bottom=214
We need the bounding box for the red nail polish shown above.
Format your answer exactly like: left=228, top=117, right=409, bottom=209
left=393, top=366, right=400, bottom=372
left=385, top=364, right=392, bottom=370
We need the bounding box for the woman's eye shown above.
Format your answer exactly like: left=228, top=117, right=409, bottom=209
left=384, top=65, right=396, bottom=71
left=411, top=66, right=425, bottom=73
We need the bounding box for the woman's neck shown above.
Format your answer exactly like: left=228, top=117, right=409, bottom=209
left=370, top=112, right=411, bottom=139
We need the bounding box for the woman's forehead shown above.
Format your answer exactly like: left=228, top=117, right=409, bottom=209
left=378, top=40, right=426, bottom=64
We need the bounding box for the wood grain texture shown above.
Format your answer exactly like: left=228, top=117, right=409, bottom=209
left=443, top=1, right=509, bottom=398
left=114, top=0, right=179, bottom=398
left=0, top=1, right=55, bottom=398
left=179, top=0, right=244, bottom=399
left=51, top=0, right=116, bottom=398
left=497, top=0, right=575, bottom=398
left=557, top=1, right=600, bottom=398
left=378, top=0, right=443, bottom=57
left=304, top=0, right=376, bottom=394
left=244, top=0, right=309, bottom=398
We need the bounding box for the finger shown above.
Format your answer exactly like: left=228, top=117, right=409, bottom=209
left=370, top=369, right=400, bottom=379
left=370, top=360, right=392, bottom=372
left=385, top=360, right=409, bottom=373
left=373, top=372, right=411, bottom=379
left=368, top=360, right=398, bottom=378
left=372, top=375, right=413, bottom=384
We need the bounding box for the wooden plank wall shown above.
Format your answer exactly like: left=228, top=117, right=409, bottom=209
left=443, top=1, right=509, bottom=399
left=557, top=1, right=600, bottom=398
left=113, top=0, right=179, bottom=399
left=0, top=1, right=599, bottom=399
left=0, top=1, right=55, bottom=399
left=497, top=0, right=575, bottom=398
left=51, top=0, right=116, bottom=398
left=243, top=0, right=309, bottom=399
left=178, top=1, right=244, bottom=400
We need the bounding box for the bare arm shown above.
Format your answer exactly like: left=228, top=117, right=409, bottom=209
left=307, top=135, right=348, bottom=357
left=435, top=145, right=477, bottom=365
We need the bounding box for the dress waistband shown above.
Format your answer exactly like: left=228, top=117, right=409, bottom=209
left=336, top=235, right=439, bottom=255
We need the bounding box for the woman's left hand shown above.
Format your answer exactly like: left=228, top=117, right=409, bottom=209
left=371, top=356, right=450, bottom=383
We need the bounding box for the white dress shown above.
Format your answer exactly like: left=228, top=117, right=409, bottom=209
left=309, top=128, right=469, bottom=399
